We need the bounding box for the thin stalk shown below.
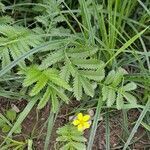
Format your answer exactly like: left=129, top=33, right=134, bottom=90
left=105, top=109, right=110, bottom=150
left=44, top=111, right=55, bottom=150
left=87, top=92, right=103, bottom=150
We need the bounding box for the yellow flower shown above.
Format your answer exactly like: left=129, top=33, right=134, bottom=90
left=72, top=113, right=91, bottom=132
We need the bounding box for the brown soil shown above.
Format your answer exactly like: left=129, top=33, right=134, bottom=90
left=0, top=97, right=150, bottom=150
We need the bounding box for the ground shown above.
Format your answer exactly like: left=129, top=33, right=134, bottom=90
left=0, top=97, right=149, bottom=150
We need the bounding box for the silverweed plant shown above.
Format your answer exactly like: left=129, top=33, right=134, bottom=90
left=0, top=0, right=149, bottom=149
left=72, top=113, right=91, bottom=132
left=56, top=124, right=87, bottom=150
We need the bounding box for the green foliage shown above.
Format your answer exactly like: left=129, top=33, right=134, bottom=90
left=0, top=0, right=149, bottom=149
left=0, top=16, right=14, bottom=24
left=0, top=2, right=5, bottom=12
left=34, top=0, right=70, bottom=35
left=41, top=43, right=105, bottom=100
left=0, top=25, right=43, bottom=69
left=20, top=65, right=71, bottom=112
left=56, top=125, right=87, bottom=150
left=0, top=136, right=26, bottom=150
left=102, top=68, right=137, bottom=109
left=0, top=109, right=21, bottom=134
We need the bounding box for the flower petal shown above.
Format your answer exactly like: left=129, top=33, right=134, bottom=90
left=77, top=124, right=84, bottom=132
left=77, top=113, right=83, bottom=121
left=83, top=122, right=90, bottom=129
left=83, top=115, right=90, bottom=121
left=72, top=119, right=79, bottom=126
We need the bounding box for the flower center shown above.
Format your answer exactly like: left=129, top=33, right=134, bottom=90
left=79, top=119, right=85, bottom=126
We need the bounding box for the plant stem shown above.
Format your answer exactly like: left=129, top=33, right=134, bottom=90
left=87, top=93, right=103, bottom=150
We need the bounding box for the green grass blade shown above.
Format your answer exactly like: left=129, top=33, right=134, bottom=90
left=105, top=109, right=110, bottom=150
left=122, top=110, right=130, bottom=140
left=137, top=0, right=150, bottom=15
left=123, top=97, right=150, bottom=150
left=104, top=27, right=148, bottom=67
left=141, top=121, right=150, bottom=132
left=87, top=95, right=103, bottom=150
left=44, top=111, right=55, bottom=150
left=92, top=1, right=108, bottom=47
left=0, top=96, right=39, bottom=147
left=44, top=104, right=60, bottom=150
left=0, top=39, right=72, bottom=77
left=27, top=139, right=33, bottom=150
left=0, top=114, right=12, bottom=127
left=79, top=0, right=94, bottom=44
left=128, top=23, right=150, bottom=72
